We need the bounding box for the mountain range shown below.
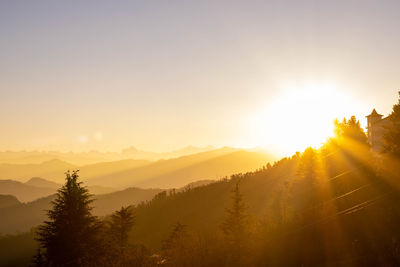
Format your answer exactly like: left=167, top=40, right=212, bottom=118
left=86, top=148, right=274, bottom=188
left=0, top=146, right=216, bottom=165
left=0, top=178, right=117, bottom=202
left=0, top=159, right=150, bottom=184
left=0, top=148, right=275, bottom=190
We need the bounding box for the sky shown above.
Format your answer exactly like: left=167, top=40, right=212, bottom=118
left=1, top=0, right=400, bottom=155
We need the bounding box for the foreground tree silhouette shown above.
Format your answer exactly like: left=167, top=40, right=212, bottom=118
left=35, top=170, right=103, bottom=267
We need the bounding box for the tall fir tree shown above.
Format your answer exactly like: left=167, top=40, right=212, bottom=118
left=221, top=181, right=249, bottom=265
left=161, top=222, right=188, bottom=265
left=109, top=206, right=135, bottom=251
left=107, top=206, right=135, bottom=266
left=35, top=170, right=103, bottom=267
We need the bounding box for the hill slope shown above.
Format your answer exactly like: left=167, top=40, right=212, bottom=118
left=129, top=157, right=297, bottom=248
left=0, top=180, right=55, bottom=202
left=0, top=195, right=20, bottom=209
left=87, top=149, right=274, bottom=188
left=135, top=150, right=276, bottom=188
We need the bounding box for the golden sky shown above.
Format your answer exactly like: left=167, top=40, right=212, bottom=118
left=1, top=1, right=399, bottom=155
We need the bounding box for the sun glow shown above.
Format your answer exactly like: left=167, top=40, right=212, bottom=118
left=249, top=84, right=359, bottom=156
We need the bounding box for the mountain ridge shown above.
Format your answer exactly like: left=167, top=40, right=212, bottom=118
left=87, top=149, right=274, bottom=188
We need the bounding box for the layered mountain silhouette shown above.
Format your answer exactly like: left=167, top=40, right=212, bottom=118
left=0, top=159, right=150, bottom=183
left=0, top=178, right=117, bottom=202
left=0, top=179, right=56, bottom=202
left=24, top=177, right=59, bottom=189
left=0, top=146, right=215, bottom=165
left=0, top=148, right=274, bottom=191
left=0, top=159, right=75, bottom=182
left=86, top=148, right=274, bottom=188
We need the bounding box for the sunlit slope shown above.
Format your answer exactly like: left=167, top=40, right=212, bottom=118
left=0, top=159, right=150, bottom=183
left=86, top=148, right=238, bottom=187
left=78, top=159, right=150, bottom=182
left=129, top=157, right=298, bottom=248
left=128, top=154, right=385, bottom=250
left=86, top=148, right=275, bottom=188
left=134, top=150, right=276, bottom=188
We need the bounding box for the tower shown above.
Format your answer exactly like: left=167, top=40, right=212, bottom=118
left=366, top=109, right=386, bottom=151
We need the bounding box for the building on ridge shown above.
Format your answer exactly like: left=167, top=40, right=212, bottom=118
left=366, top=109, right=389, bottom=152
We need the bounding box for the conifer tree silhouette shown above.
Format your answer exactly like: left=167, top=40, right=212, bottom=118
left=35, top=170, right=103, bottom=266
left=221, top=181, right=249, bottom=265
left=107, top=206, right=135, bottom=266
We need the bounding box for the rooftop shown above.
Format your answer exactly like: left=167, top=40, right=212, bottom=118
left=366, top=108, right=383, bottom=118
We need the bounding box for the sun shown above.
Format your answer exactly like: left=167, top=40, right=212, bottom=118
left=248, top=84, right=357, bottom=156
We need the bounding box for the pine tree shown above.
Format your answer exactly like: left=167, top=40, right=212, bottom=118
left=383, top=91, right=400, bottom=156
left=35, top=170, right=103, bottom=266
left=161, top=223, right=190, bottom=266
left=107, top=206, right=135, bottom=265
left=220, top=181, right=249, bottom=265
left=162, top=222, right=187, bottom=252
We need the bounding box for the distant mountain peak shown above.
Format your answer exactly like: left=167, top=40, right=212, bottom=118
left=40, top=158, right=73, bottom=165
left=25, top=177, right=60, bottom=189
left=122, top=146, right=142, bottom=154
left=26, top=177, right=45, bottom=182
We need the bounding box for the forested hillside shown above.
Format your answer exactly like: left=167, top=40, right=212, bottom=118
left=0, top=195, right=20, bottom=209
